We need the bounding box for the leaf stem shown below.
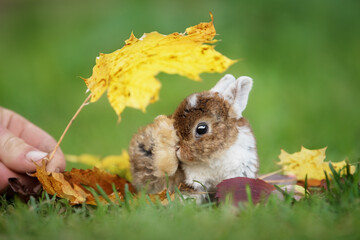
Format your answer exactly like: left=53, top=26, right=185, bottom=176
left=264, top=179, right=296, bottom=184
left=48, top=94, right=92, bottom=161
left=258, top=169, right=283, bottom=180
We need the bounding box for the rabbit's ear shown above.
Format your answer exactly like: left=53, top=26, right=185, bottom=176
left=210, top=74, right=236, bottom=93
left=212, top=75, right=253, bottom=118
left=232, top=76, right=253, bottom=117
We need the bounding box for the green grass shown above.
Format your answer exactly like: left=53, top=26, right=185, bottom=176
left=0, top=0, right=360, bottom=239
left=1, top=165, right=360, bottom=240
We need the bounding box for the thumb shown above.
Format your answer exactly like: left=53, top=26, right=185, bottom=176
left=0, top=125, right=48, bottom=173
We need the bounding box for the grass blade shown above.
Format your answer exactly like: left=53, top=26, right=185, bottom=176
left=193, top=180, right=211, bottom=203
left=86, top=187, right=102, bottom=207
left=96, top=184, right=113, bottom=205
left=329, top=163, right=343, bottom=189
left=112, top=183, right=123, bottom=206
left=174, top=186, right=185, bottom=202
left=124, top=184, right=132, bottom=211
left=245, top=184, right=253, bottom=206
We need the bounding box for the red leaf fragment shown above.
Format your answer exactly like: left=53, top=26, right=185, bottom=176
left=215, top=177, right=276, bottom=205
left=7, top=177, right=42, bottom=202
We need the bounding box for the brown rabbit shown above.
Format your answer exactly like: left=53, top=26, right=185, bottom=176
left=129, top=74, right=258, bottom=193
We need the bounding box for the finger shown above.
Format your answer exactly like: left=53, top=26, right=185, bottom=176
left=18, top=123, right=66, bottom=172
left=18, top=123, right=65, bottom=172
left=0, top=107, right=66, bottom=173
left=1, top=107, right=57, bottom=152
left=14, top=122, right=66, bottom=172
left=0, top=125, right=48, bottom=172
left=0, top=161, right=36, bottom=193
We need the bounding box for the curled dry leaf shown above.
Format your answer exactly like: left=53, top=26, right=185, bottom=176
left=32, top=161, right=136, bottom=205
left=216, top=177, right=276, bottom=205
left=84, top=13, right=236, bottom=119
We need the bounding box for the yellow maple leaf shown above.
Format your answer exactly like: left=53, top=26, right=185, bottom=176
left=66, top=150, right=132, bottom=181
left=278, top=146, right=354, bottom=181
left=84, top=13, right=236, bottom=119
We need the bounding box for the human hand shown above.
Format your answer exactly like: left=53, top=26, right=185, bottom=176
left=0, top=107, right=65, bottom=193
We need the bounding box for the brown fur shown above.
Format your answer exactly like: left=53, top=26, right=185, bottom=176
left=172, top=92, right=248, bottom=164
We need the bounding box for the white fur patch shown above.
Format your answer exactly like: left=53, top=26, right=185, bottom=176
left=232, top=76, right=253, bottom=118
left=210, top=74, right=236, bottom=93
left=182, top=125, right=258, bottom=191
left=187, top=93, right=198, bottom=108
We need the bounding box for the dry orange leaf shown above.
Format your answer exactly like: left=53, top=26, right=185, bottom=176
left=32, top=161, right=181, bottom=206
left=32, top=161, right=136, bottom=205
left=278, top=146, right=354, bottom=181
left=148, top=189, right=175, bottom=206
left=84, top=13, right=236, bottom=118
left=66, top=150, right=132, bottom=181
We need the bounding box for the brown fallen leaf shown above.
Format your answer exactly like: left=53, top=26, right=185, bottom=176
left=148, top=189, right=175, bottom=206
left=297, top=179, right=326, bottom=188
left=32, top=161, right=136, bottom=205
left=66, top=150, right=132, bottom=181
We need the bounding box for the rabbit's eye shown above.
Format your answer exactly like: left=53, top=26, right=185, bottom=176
left=195, top=122, right=208, bottom=137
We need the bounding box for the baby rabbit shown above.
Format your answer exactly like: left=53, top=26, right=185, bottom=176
left=129, top=115, right=184, bottom=193
left=129, top=74, right=258, bottom=193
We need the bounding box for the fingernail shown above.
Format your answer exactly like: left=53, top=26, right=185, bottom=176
left=26, top=151, right=48, bottom=162
left=26, top=171, right=36, bottom=176
left=54, top=168, right=60, bottom=173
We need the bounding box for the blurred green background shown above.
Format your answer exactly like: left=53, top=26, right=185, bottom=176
left=0, top=0, right=359, bottom=172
